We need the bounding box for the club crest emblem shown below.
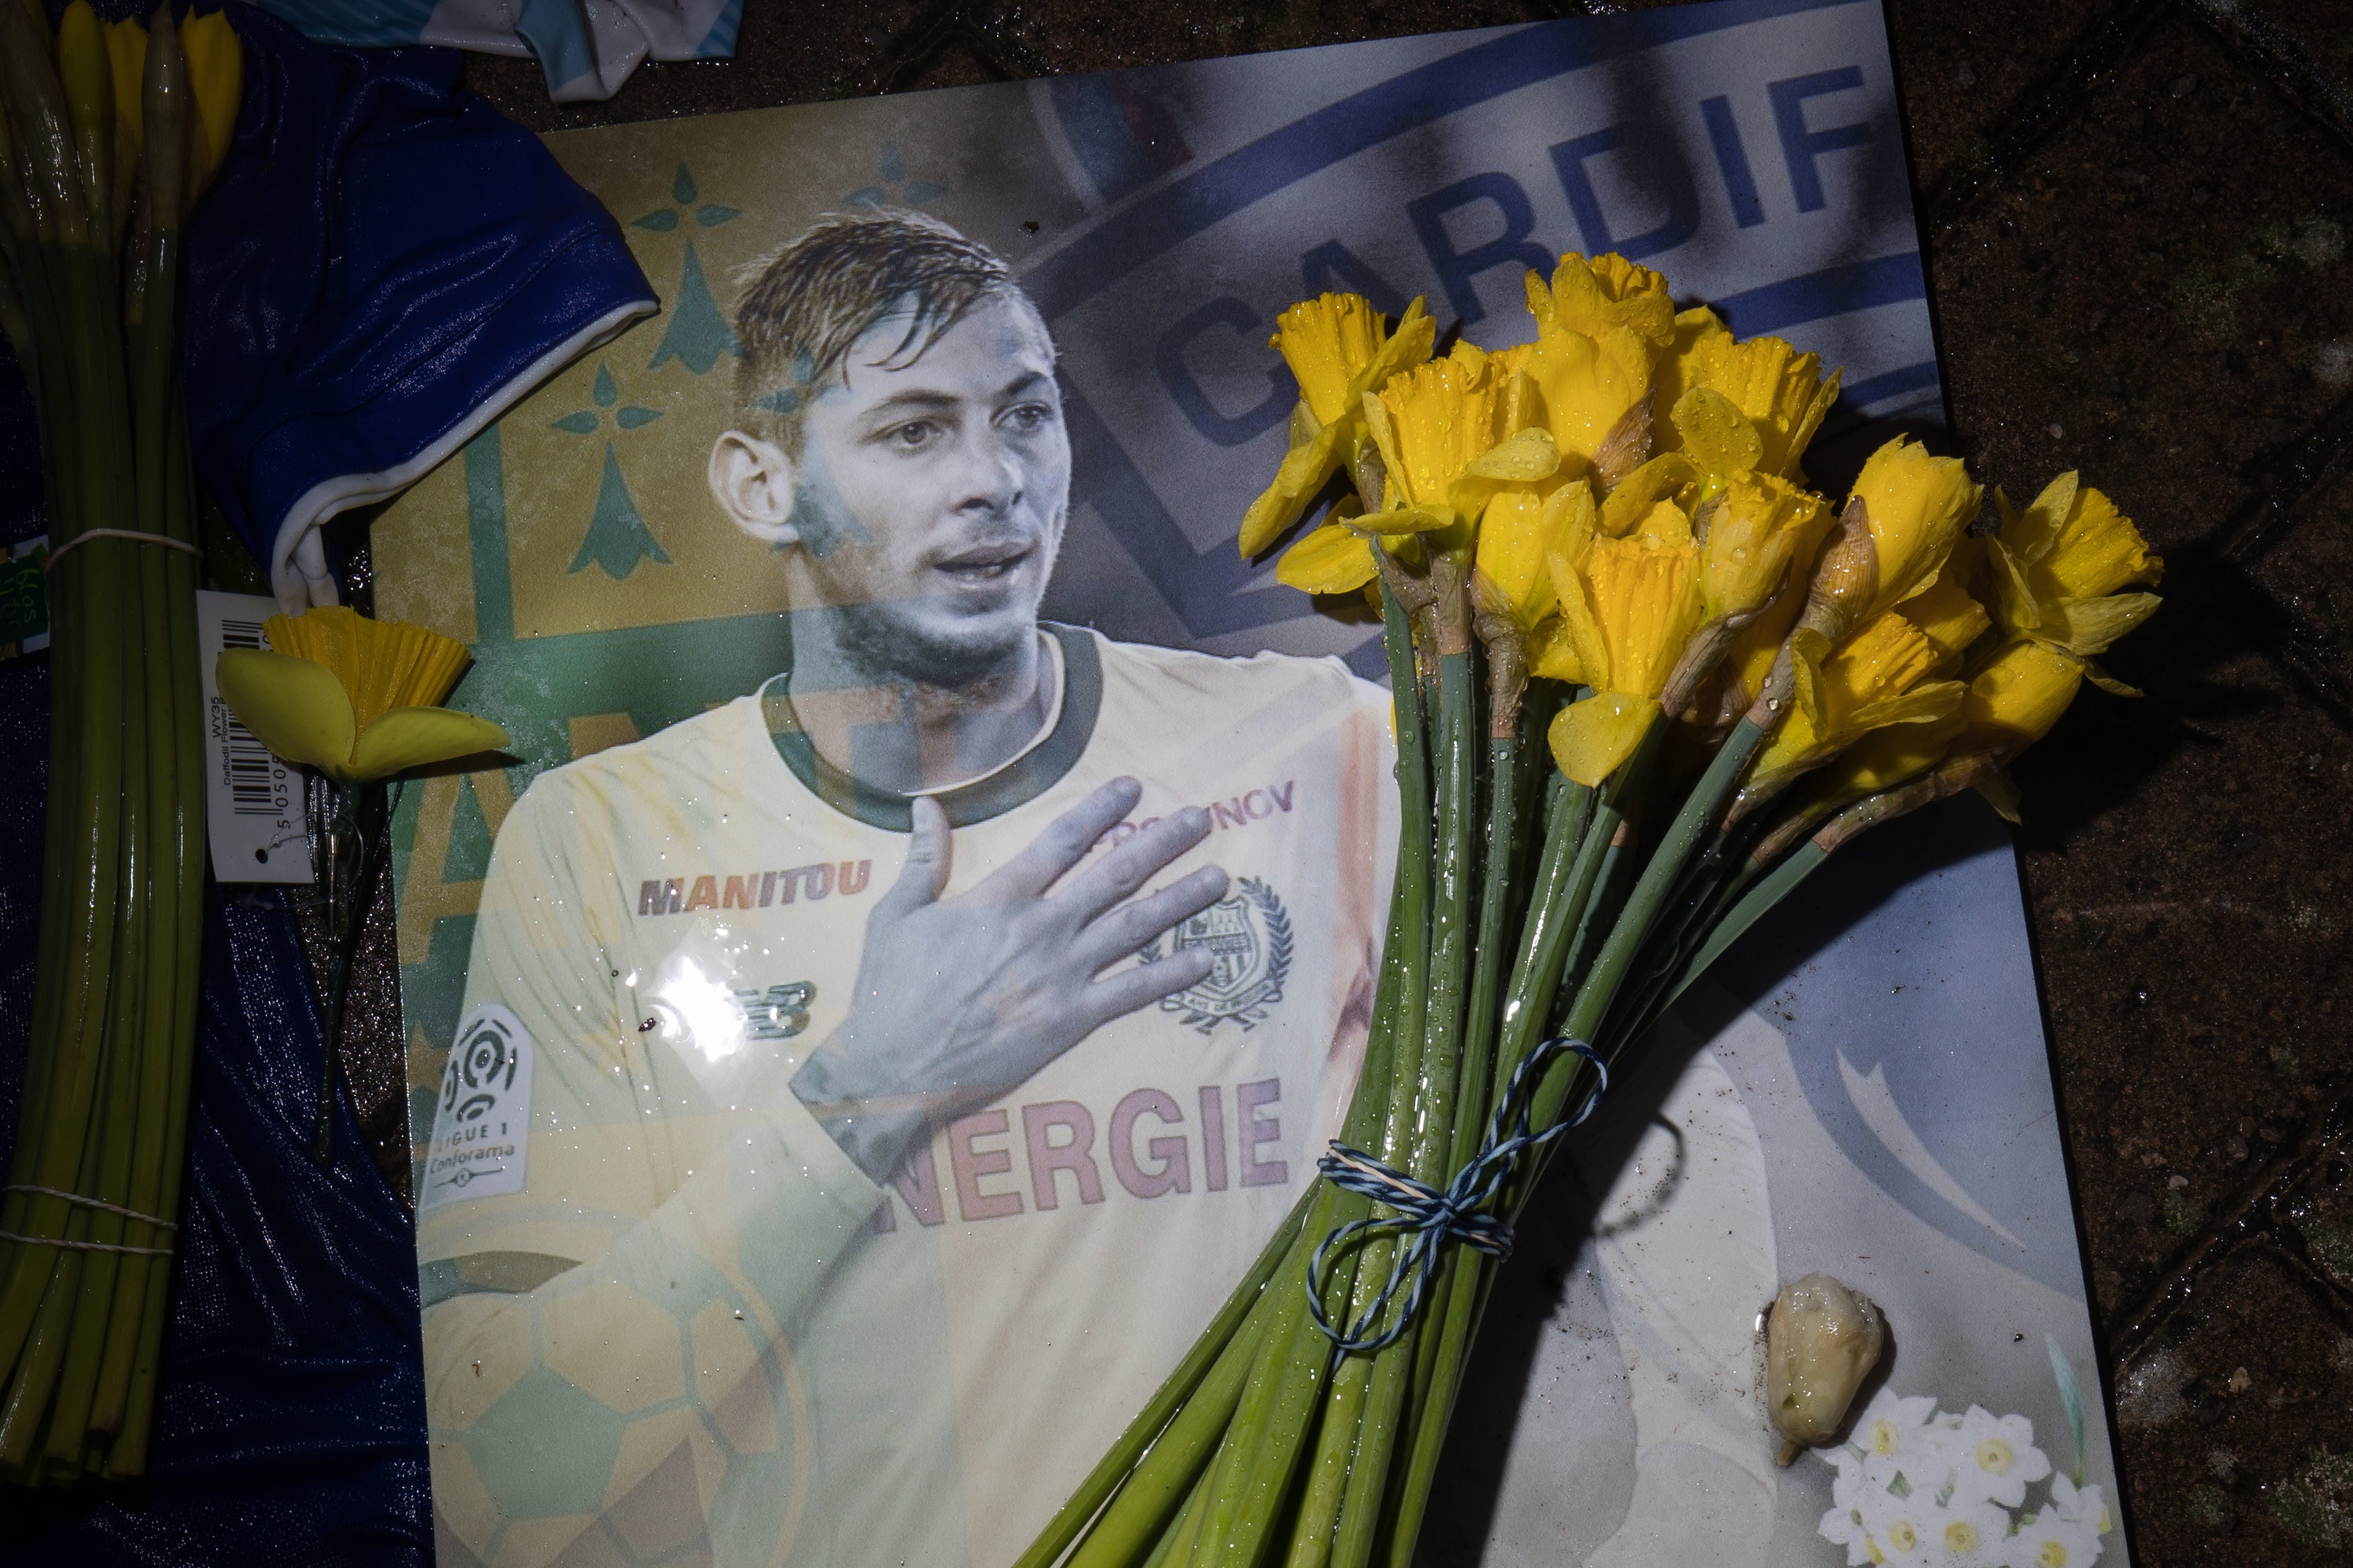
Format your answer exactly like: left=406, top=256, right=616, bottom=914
left=1144, top=876, right=1292, bottom=1034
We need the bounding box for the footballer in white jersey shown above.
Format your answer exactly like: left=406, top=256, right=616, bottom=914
left=417, top=212, right=1396, bottom=1568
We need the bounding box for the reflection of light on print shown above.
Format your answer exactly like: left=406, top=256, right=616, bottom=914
left=652, top=954, right=749, bottom=1066
left=1837, top=1051, right=2026, bottom=1249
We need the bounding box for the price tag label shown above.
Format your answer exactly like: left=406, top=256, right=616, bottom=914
left=196, top=590, right=312, bottom=884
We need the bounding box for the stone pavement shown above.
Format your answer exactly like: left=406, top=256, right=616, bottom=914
left=361, top=1, right=2352, bottom=1559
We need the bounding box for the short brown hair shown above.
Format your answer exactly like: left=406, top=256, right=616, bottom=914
left=733, top=210, right=1034, bottom=450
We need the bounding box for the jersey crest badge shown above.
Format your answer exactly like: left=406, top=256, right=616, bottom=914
left=1146, top=876, right=1292, bottom=1034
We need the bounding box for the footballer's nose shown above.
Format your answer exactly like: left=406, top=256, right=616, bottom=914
left=950, top=428, right=1025, bottom=519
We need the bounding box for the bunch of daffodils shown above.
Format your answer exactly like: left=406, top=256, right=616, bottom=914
left=1819, top=1387, right=2113, bottom=1568
left=1020, top=255, right=2161, bottom=1568
left=0, top=3, right=242, bottom=1481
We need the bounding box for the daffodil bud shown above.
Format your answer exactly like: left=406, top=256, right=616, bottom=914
left=57, top=0, right=113, bottom=236
left=1847, top=436, right=1980, bottom=619
left=1958, top=638, right=2083, bottom=759
left=1766, top=1272, right=1886, bottom=1462
left=1797, top=496, right=1879, bottom=644
left=103, top=15, right=145, bottom=160
left=182, top=5, right=245, bottom=194
left=1701, top=471, right=1825, bottom=625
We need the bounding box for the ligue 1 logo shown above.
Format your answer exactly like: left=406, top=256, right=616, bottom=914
left=444, top=1009, right=521, bottom=1124
left=1146, top=876, right=1292, bottom=1034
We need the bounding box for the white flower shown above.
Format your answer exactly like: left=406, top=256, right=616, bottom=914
left=1876, top=1509, right=1937, bottom=1568
left=1948, top=1405, right=2051, bottom=1509
left=1923, top=1500, right=2013, bottom=1568
left=2044, top=1475, right=2114, bottom=1538
left=2007, top=1506, right=2104, bottom=1568
left=1853, top=1387, right=1946, bottom=1490
left=1812, top=1389, right=2110, bottom=1568
left=1820, top=1503, right=1882, bottom=1567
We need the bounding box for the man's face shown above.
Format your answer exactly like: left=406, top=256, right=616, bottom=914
left=770, top=294, right=1070, bottom=686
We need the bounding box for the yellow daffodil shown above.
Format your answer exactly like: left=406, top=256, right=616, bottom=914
left=58, top=4, right=108, bottom=151
left=1845, top=437, right=1981, bottom=626
left=1892, top=543, right=1992, bottom=673
left=1477, top=456, right=1618, bottom=633
left=1361, top=345, right=1558, bottom=538
left=1474, top=490, right=1555, bottom=630
left=1745, top=607, right=1966, bottom=799
left=1597, top=452, right=1694, bottom=538
left=1648, top=305, right=1725, bottom=419
left=1528, top=614, right=1581, bottom=683
left=1525, top=481, right=1602, bottom=684
left=1792, top=707, right=1968, bottom=820
left=1957, top=637, right=2083, bottom=759
left=182, top=6, right=243, bottom=188
left=1667, top=386, right=1762, bottom=501
left=104, top=14, right=145, bottom=157
left=1519, top=324, right=1655, bottom=487
left=1654, top=317, right=1841, bottom=481
left=1239, top=294, right=1434, bottom=556
left=1701, top=471, right=1827, bottom=626
left=1523, top=251, right=1676, bottom=347
left=216, top=607, right=509, bottom=785
left=1546, top=524, right=1704, bottom=784
left=1277, top=507, right=1383, bottom=597
left=1985, top=473, right=2163, bottom=659
left=2002, top=472, right=2161, bottom=599
left=1800, top=569, right=2116, bottom=825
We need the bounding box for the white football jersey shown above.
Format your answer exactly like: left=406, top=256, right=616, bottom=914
left=417, top=624, right=1397, bottom=1568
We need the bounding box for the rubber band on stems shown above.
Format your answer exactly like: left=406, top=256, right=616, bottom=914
left=42, top=528, right=204, bottom=571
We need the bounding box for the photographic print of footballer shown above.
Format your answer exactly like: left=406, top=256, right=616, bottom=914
left=415, top=212, right=1396, bottom=1568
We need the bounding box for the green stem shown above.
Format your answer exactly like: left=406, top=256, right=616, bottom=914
left=112, top=393, right=208, bottom=1477
left=1381, top=766, right=1596, bottom=1565
left=1653, top=840, right=1830, bottom=1023
left=1324, top=633, right=1475, bottom=1568
left=0, top=241, right=134, bottom=1391
left=1064, top=1264, right=1286, bottom=1568
left=1019, top=1188, right=1316, bottom=1568
left=314, top=782, right=395, bottom=1163
left=1527, top=716, right=1771, bottom=1163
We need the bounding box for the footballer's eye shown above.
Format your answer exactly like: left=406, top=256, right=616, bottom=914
left=883, top=419, right=941, bottom=450
left=1001, top=402, right=1055, bottom=434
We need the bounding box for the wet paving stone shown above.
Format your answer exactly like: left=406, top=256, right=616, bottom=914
left=1924, top=11, right=2353, bottom=566
left=2114, top=1242, right=2353, bottom=1564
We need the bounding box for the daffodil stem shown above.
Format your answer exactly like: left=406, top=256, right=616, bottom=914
left=1552, top=716, right=1666, bottom=1012
left=1654, top=841, right=1830, bottom=1025
left=1067, top=1274, right=1286, bottom=1568
left=1320, top=638, right=1467, bottom=1568
left=1525, top=715, right=1770, bottom=1171
left=1380, top=759, right=1589, bottom=1566
left=1043, top=584, right=1432, bottom=1568
left=313, top=781, right=395, bottom=1162
left=0, top=240, right=134, bottom=1447
left=1378, top=724, right=1513, bottom=1554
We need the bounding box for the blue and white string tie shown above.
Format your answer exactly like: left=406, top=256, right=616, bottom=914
left=1306, top=1036, right=1607, bottom=1356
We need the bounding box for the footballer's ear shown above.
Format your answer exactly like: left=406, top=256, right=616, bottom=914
left=709, top=429, right=799, bottom=547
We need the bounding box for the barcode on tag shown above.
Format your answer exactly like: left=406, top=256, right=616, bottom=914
left=196, top=590, right=312, bottom=883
